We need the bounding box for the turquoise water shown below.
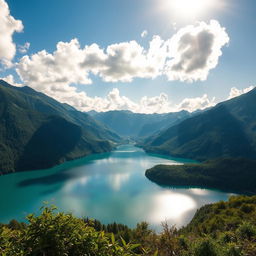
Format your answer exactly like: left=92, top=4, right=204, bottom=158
left=0, top=145, right=233, bottom=231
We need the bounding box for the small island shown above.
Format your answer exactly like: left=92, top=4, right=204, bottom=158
left=145, top=158, right=256, bottom=194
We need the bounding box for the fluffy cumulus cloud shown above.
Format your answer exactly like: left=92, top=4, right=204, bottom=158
left=140, top=93, right=171, bottom=113
left=44, top=87, right=171, bottom=114
left=81, top=36, right=167, bottom=82
left=165, top=20, right=230, bottom=82
left=37, top=86, right=214, bottom=114
left=0, top=0, right=23, bottom=63
left=176, top=94, right=216, bottom=112
left=228, top=86, right=255, bottom=99
left=17, top=20, right=229, bottom=89
left=17, top=39, right=92, bottom=96
left=17, top=35, right=168, bottom=96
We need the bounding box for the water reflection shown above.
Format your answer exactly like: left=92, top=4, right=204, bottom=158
left=108, top=173, right=131, bottom=191
left=150, top=191, right=196, bottom=223
left=63, top=176, right=91, bottom=193
left=0, top=145, right=233, bottom=231
left=189, top=188, right=210, bottom=196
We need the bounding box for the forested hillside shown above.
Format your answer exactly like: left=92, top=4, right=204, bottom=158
left=0, top=80, right=121, bottom=173
left=142, top=88, right=256, bottom=160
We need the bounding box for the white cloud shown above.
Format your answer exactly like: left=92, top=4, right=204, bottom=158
left=16, top=20, right=229, bottom=91
left=42, top=86, right=214, bottom=114
left=139, top=93, right=171, bottom=113
left=17, top=39, right=92, bottom=96
left=64, top=88, right=170, bottom=113
left=165, top=20, right=229, bottom=82
left=81, top=36, right=167, bottom=82
left=0, top=74, right=23, bottom=87
left=17, top=36, right=167, bottom=91
left=0, top=0, right=23, bottom=63
left=141, top=30, right=148, bottom=38
left=14, top=20, right=228, bottom=114
left=2, top=72, right=215, bottom=113
left=18, top=42, right=30, bottom=54
left=228, top=86, right=255, bottom=99
left=175, top=94, right=216, bottom=112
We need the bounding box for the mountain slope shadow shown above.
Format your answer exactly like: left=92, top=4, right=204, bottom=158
left=16, top=116, right=82, bottom=171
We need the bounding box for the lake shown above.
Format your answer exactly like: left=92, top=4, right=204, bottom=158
left=0, top=144, right=233, bottom=231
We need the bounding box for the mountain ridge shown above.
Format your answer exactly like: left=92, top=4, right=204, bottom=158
left=89, top=109, right=192, bottom=138
left=0, top=80, right=122, bottom=174
left=141, top=88, right=256, bottom=160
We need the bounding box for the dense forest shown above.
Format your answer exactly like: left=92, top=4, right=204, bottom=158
left=1, top=195, right=256, bottom=255
left=145, top=158, right=256, bottom=194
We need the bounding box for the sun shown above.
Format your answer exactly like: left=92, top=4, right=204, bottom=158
left=166, top=0, right=217, bottom=19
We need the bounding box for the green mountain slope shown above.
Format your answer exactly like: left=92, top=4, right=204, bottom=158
left=142, top=88, right=256, bottom=160
left=0, top=80, right=121, bottom=173
left=89, top=110, right=191, bottom=138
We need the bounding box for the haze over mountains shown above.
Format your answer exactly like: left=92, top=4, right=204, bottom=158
left=0, top=80, right=121, bottom=174
left=142, top=87, right=256, bottom=160
left=89, top=110, right=191, bottom=138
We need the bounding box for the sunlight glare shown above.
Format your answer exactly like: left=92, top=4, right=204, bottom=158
left=150, top=192, right=196, bottom=223
left=167, top=0, right=216, bottom=19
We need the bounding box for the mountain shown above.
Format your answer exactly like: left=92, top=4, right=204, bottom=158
left=0, top=80, right=121, bottom=174
left=142, top=88, right=256, bottom=160
left=88, top=110, right=191, bottom=138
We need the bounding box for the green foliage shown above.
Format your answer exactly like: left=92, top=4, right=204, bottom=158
left=192, top=238, right=219, bottom=256
left=225, top=245, right=242, bottom=256
left=1, top=196, right=256, bottom=255
left=237, top=222, right=256, bottom=240
left=0, top=205, right=140, bottom=256
left=145, top=158, right=256, bottom=193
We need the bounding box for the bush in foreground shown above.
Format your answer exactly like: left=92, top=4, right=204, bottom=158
left=1, top=196, right=256, bottom=255
left=0, top=205, right=139, bottom=256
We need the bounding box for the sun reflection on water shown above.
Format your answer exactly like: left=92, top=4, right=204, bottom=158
left=150, top=191, right=196, bottom=223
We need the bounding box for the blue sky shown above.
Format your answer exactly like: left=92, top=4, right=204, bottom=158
left=1, top=0, right=256, bottom=113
